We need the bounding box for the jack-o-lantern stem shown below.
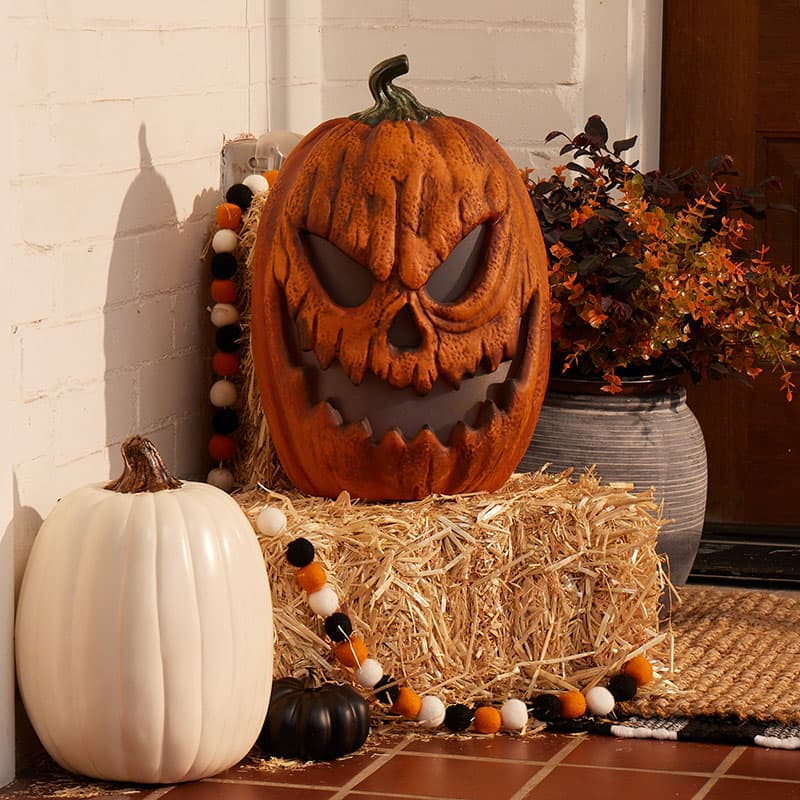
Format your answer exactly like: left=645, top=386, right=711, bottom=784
left=350, top=54, right=444, bottom=126
left=104, top=435, right=183, bottom=494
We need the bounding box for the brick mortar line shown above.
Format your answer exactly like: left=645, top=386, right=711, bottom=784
left=322, top=21, right=576, bottom=31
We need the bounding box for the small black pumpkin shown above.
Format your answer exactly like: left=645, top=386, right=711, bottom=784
left=257, top=670, right=371, bottom=761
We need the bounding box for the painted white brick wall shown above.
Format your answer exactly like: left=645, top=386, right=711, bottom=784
left=3, top=0, right=269, bottom=779
left=1, top=0, right=662, bottom=782
left=7, top=0, right=267, bottom=486
left=271, top=1, right=661, bottom=170
left=276, top=1, right=585, bottom=168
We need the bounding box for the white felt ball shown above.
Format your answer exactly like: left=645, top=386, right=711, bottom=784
left=206, top=467, right=235, bottom=492
left=210, top=303, right=240, bottom=327
left=256, top=506, right=287, bottom=536
left=209, top=379, right=238, bottom=407
left=242, top=173, right=269, bottom=194
left=585, top=686, right=616, bottom=717
left=353, top=658, right=383, bottom=689
left=500, top=698, right=529, bottom=731
left=416, top=695, right=446, bottom=728
left=211, top=228, right=238, bottom=253
left=307, top=586, right=339, bottom=617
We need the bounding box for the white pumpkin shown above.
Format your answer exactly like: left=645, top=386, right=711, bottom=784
left=15, top=436, right=273, bottom=784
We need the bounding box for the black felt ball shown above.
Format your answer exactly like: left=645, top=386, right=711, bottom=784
left=216, top=324, right=242, bottom=352
left=285, top=538, right=315, bottom=568
left=529, top=693, right=561, bottom=722
left=374, top=675, right=400, bottom=705
left=212, top=408, right=239, bottom=435
left=211, top=252, right=238, bottom=279
left=324, top=613, right=353, bottom=642
left=443, top=703, right=473, bottom=732
left=608, top=673, right=638, bottom=702
left=225, top=183, right=254, bottom=212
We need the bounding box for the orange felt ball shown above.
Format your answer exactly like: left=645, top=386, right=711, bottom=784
left=296, top=562, right=327, bottom=593
left=622, top=655, right=654, bottom=687
left=473, top=706, right=502, bottom=734
left=213, top=351, right=240, bottom=377
left=334, top=635, right=368, bottom=669
left=559, top=691, right=587, bottom=719
left=392, top=687, right=422, bottom=719
left=208, top=434, right=236, bottom=462
left=211, top=279, right=238, bottom=304
left=215, top=202, right=243, bottom=229
left=262, top=169, right=280, bottom=186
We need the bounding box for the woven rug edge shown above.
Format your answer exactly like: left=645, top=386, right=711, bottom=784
left=547, top=714, right=800, bottom=750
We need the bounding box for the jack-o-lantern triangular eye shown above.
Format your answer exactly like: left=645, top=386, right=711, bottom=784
left=304, top=233, right=374, bottom=307
left=425, top=224, right=489, bottom=304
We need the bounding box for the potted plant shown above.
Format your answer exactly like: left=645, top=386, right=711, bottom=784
left=518, top=116, right=800, bottom=599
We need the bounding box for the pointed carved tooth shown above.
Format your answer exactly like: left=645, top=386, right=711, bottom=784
left=357, top=417, right=373, bottom=438
left=409, top=424, right=447, bottom=450
left=324, top=402, right=344, bottom=427
left=477, top=399, right=499, bottom=428
left=342, top=416, right=373, bottom=442
left=315, top=347, right=337, bottom=370
left=495, top=378, right=519, bottom=412
left=506, top=378, right=520, bottom=409
left=295, top=317, right=314, bottom=351
left=450, top=420, right=469, bottom=442
left=448, top=419, right=479, bottom=448
left=378, top=428, right=408, bottom=452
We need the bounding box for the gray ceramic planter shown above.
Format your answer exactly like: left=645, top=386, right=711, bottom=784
left=518, top=381, right=707, bottom=606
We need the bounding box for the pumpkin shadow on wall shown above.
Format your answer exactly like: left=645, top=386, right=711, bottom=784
left=10, top=475, right=45, bottom=772
left=105, top=123, right=216, bottom=479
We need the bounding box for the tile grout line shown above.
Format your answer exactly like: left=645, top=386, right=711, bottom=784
left=204, top=777, right=340, bottom=789
left=388, top=747, right=760, bottom=779
left=390, top=750, right=554, bottom=766
left=688, top=746, right=748, bottom=800
left=142, top=787, right=177, bottom=799
left=328, top=735, right=414, bottom=800
left=507, top=736, right=586, bottom=800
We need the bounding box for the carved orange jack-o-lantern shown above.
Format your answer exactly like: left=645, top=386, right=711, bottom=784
left=251, top=55, right=550, bottom=500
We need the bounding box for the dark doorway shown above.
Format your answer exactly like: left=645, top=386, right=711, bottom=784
left=661, top=0, right=800, bottom=584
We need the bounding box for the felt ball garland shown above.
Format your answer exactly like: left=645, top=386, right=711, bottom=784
left=225, top=182, right=253, bottom=212
left=272, top=529, right=656, bottom=736
left=608, top=673, right=638, bottom=702
left=324, top=612, right=353, bottom=642
left=256, top=505, right=287, bottom=537
left=211, top=252, right=237, bottom=280
left=212, top=409, right=239, bottom=435
left=205, top=171, right=274, bottom=492
left=417, top=696, right=446, bottom=728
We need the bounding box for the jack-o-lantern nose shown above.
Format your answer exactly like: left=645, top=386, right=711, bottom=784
left=388, top=304, right=422, bottom=350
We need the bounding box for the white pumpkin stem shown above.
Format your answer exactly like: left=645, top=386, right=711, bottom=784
left=105, top=435, right=183, bottom=493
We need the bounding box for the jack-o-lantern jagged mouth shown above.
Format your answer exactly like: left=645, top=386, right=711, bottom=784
left=282, top=298, right=535, bottom=448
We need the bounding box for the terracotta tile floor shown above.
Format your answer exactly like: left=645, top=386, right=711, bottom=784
left=4, top=732, right=800, bottom=800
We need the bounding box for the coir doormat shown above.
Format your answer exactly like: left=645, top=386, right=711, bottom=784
left=550, top=584, right=800, bottom=748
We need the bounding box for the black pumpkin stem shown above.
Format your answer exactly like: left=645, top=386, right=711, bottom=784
left=105, top=435, right=183, bottom=493
left=350, top=54, right=444, bottom=126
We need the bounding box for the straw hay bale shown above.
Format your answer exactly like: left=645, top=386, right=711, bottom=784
left=236, top=470, right=670, bottom=706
